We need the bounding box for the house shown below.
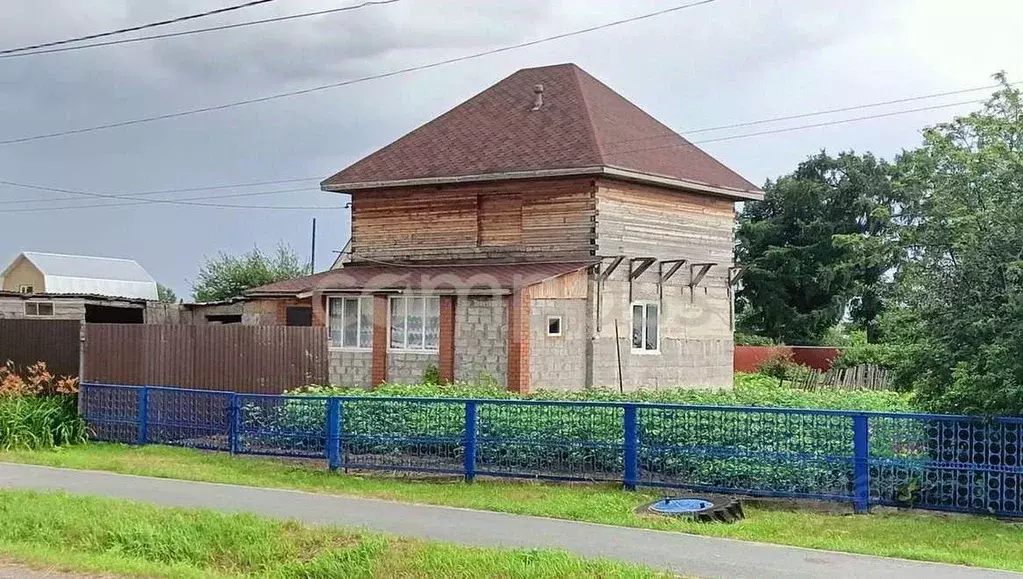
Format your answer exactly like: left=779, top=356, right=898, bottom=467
left=0, top=252, right=158, bottom=322
left=246, top=63, right=763, bottom=392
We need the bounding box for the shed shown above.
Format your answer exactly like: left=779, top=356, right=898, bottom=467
left=0, top=252, right=159, bottom=301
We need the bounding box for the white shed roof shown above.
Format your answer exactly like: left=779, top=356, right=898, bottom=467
left=3, top=252, right=159, bottom=301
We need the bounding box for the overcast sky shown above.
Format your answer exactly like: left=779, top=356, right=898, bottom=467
left=1, top=0, right=1021, bottom=298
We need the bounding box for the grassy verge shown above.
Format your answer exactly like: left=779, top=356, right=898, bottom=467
left=3, top=444, right=1022, bottom=572
left=0, top=489, right=664, bottom=578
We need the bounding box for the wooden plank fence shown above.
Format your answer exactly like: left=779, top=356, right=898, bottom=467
left=84, top=324, right=328, bottom=393
left=794, top=364, right=893, bottom=392
left=0, top=319, right=81, bottom=377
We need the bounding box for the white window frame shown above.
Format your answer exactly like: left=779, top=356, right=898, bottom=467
left=388, top=295, right=440, bottom=352
left=24, top=301, right=54, bottom=317
left=18, top=284, right=34, bottom=294
left=546, top=315, right=563, bottom=337
left=326, top=296, right=372, bottom=350
left=630, top=301, right=660, bottom=354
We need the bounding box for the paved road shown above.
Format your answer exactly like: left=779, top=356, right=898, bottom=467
left=0, top=462, right=1016, bottom=579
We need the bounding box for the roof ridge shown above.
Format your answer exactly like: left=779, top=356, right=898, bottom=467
left=568, top=64, right=606, bottom=166
left=23, top=251, right=138, bottom=263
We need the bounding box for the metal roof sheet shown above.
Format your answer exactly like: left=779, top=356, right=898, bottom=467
left=7, top=252, right=159, bottom=301
left=246, top=261, right=594, bottom=296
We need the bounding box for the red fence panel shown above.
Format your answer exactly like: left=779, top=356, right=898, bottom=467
left=734, top=345, right=842, bottom=372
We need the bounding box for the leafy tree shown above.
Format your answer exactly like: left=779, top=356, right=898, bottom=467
left=887, top=75, right=1023, bottom=415
left=735, top=152, right=904, bottom=344
left=156, top=284, right=177, bottom=304
left=191, top=244, right=305, bottom=302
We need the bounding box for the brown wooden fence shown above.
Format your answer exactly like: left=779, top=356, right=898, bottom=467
left=83, top=324, right=328, bottom=393
left=0, top=319, right=81, bottom=376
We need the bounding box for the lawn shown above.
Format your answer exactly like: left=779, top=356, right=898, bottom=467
left=0, top=489, right=665, bottom=578
left=2, top=443, right=1022, bottom=573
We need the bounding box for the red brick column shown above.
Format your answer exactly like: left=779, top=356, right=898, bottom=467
left=371, top=294, right=389, bottom=387
left=506, top=291, right=530, bottom=394
left=311, top=292, right=326, bottom=327
left=438, top=295, right=456, bottom=384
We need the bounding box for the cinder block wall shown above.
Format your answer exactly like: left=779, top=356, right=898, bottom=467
left=328, top=350, right=372, bottom=388
left=454, top=296, right=507, bottom=386
left=589, top=266, right=733, bottom=390
left=529, top=298, right=587, bottom=390
left=388, top=351, right=438, bottom=384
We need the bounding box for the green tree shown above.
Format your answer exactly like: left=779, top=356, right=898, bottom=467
left=156, top=283, right=177, bottom=304
left=191, top=244, right=305, bottom=302
left=735, top=152, right=903, bottom=344
left=888, top=75, right=1023, bottom=415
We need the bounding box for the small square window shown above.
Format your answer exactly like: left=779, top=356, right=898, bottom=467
left=546, top=316, right=562, bottom=337
left=18, top=285, right=33, bottom=294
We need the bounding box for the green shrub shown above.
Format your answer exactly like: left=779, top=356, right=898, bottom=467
left=0, top=396, right=85, bottom=450
left=734, top=332, right=776, bottom=346
left=422, top=364, right=442, bottom=385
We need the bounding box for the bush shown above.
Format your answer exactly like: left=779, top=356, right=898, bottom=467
left=0, top=361, right=85, bottom=450
left=734, top=333, right=775, bottom=346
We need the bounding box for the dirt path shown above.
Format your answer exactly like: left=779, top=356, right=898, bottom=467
left=0, top=561, right=115, bottom=579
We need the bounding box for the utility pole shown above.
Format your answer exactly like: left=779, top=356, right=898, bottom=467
left=310, top=218, right=317, bottom=275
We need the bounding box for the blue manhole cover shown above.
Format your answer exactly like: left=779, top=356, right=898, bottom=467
left=649, top=498, right=714, bottom=514
left=640, top=495, right=745, bottom=522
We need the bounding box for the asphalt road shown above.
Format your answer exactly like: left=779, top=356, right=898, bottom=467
left=0, top=462, right=1016, bottom=578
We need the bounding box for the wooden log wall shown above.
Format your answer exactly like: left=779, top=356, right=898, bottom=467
left=350, top=178, right=597, bottom=262
left=594, top=179, right=736, bottom=282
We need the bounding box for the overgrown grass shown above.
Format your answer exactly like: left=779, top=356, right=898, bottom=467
left=3, top=444, right=1021, bottom=572
left=0, top=396, right=85, bottom=450
left=0, top=489, right=665, bottom=578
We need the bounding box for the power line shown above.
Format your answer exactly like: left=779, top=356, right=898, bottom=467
left=0, top=180, right=343, bottom=211
left=1, top=177, right=318, bottom=204
left=602, top=83, right=1012, bottom=148
left=618, top=98, right=982, bottom=155
left=0, top=0, right=720, bottom=146
left=1, top=0, right=403, bottom=60
left=2, top=97, right=985, bottom=214
left=0, top=0, right=282, bottom=56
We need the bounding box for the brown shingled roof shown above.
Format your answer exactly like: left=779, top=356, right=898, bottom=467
left=322, top=63, right=761, bottom=199
left=246, top=262, right=593, bottom=296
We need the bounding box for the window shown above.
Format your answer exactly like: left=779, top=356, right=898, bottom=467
left=18, top=285, right=33, bottom=294
left=389, top=296, right=440, bottom=351
left=328, top=297, right=372, bottom=349
left=546, top=316, right=562, bottom=337
left=24, top=302, right=54, bottom=317
left=631, top=302, right=659, bottom=352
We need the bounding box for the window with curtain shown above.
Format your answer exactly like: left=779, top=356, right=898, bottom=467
left=327, top=297, right=372, bottom=349
left=389, top=296, right=440, bottom=351
left=631, top=302, right=659, bottom=352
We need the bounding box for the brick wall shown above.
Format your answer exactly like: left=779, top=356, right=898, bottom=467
left=528, top=298, right=587, bottom=390
left=454, top=295, right=507, bottom=387
left=506, top=291, right=530, bottom=394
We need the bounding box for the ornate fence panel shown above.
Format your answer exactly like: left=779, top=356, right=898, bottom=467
left=80, top=383, right=1023, bottom=517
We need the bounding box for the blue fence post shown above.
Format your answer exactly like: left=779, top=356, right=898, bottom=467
left=326, top=398, right=341, bottom=471
left=852, top=414, right=870, bottom=513
left=228, top=393, right=239, bottom=455
left=464, top=401, right=478, bottom=483
left=623, top=404, right=639, bottom=491
left=136, top=386, right=149, bottom=446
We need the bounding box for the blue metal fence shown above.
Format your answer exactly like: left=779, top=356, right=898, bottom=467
left=80, top=383, right=1023, bottom=517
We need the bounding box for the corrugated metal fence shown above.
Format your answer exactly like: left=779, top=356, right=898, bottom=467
left=0, top=319, right=81, bottom=376
left=84, top=325, right=327, bottom=393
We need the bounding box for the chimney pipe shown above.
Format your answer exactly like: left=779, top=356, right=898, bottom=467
left=531, top=83, right=544, bottom=111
